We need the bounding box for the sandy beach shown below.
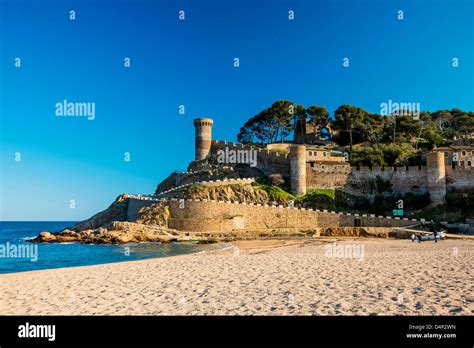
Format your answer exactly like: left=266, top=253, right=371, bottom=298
left=0, top=238, right=472, bottom=315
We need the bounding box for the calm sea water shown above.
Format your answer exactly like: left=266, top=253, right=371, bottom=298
left=0, top=221, right=217, bottom=274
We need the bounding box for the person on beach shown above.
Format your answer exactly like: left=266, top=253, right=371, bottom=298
left=411, top=233, right=416, bottom=243
left=433, top=230, right=438, bottom=243
left=416, top=233, right=422, bottom=243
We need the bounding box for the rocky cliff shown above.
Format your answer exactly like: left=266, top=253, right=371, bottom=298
left=30, top=198, right=177, bottom=244
left=68, top=194, right=129, bottom=232
left=184, top=182, right=290, bottom=205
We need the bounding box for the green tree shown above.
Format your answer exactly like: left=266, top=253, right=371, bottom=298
left=237, top=100, right=294, bottom=144
left=433, top=110, right=453, bottom=132
left=360, top=113, right=384, bottom=145
left=333, top=105, right=367, bottom=148
left=268, top=100, right=294, bottom=143
left=306, top=105, right=329, bottom=142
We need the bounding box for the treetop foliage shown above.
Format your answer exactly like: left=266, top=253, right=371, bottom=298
left=237, top=100, right=474, bottom=166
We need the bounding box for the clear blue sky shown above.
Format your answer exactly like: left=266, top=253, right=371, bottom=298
left=0, top=0, right=473, bottom=221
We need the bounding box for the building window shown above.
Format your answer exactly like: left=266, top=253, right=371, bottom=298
left=444, top=151, right=448, bottom=157
left=462, top=151, right=466, bottom=156
left=310, top=162, right=314, bottom=168
left=460, top=161, right=464, bottom=166
left=323, top=152, right=326, bottom=157
left=468, top=161, right=472, bottom=167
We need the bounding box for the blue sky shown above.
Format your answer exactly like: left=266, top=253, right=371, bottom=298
left=0, top=0, right=473, bottom=220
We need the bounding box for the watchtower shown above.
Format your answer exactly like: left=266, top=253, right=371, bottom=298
left=194, top=118, right=213, bottom=161
left=426, top=151, right=446, bottom=205
left=290, top=145, right=307, bottom=196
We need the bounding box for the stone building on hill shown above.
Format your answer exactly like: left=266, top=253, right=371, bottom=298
left=159, top=118, right=474, bottom=207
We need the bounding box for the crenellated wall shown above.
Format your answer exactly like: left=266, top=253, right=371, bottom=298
left=306, top=163, right=351, bottom=189
left=346, top=166, right=429, bottom=195
left=306, top=164, right=429, bottom=194
left=166, top=199, right=418, bottom=232
left=210, top=140, right=290, bottom=178
left=126, top=196, right=422, bottom=233
left=445, top=166, right=474, bottom=191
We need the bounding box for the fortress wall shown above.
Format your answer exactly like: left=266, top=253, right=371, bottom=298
left=126, top=198, right=156, bottom=222
left=345, top=166, right=428, bottom=195
left=211, top=141, right=290, bottom=177
left=306, top=164, right=428, bottom=194
left=306, top=163, right=351, bottom=189
left=314, top=211, right=413, bottom=228
left=167, top=199, right=416, bottom=232
left=168, top=199, right=316, bottom=232
left=445, top=166, right=474, bottom=191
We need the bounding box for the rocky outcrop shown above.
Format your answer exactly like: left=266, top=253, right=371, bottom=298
left=184, top=183, right=289, bottom=205
left=29, top=221, right=181, bottom=244
left=135, top=202, right=170, bottom=226
left=69, top=194, right=130, bottom=232
left=29, top=197, right=179, bottom=244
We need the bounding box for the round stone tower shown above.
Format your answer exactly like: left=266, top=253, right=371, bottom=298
left=290, top=145, right=307, bottom=196
left=194, top=118, right=213, bottom=161
left=426, top=151, right=446, bottom=206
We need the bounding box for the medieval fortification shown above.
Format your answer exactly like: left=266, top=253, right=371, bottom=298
left=123, top=118, right=473, bottom=235
left=192, top=118, right=473, bottom=204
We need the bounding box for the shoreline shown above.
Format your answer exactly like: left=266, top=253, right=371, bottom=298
left=1, top=234, right=473, bottom=276
left=0, top=239, right=309, bottom=276
left=0, top=238, right=472, bottom=315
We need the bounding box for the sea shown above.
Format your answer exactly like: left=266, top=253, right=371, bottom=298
left=0, top=221, right=218, bottom=274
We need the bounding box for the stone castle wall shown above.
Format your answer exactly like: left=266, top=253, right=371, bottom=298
left=166, top=199, right=417, bottom=232
left=210, top=140, right=290, bottom=178
left=306, top=164, right=429, bottom=194
left=126, top=197, right=157, bottom=222
left=346, top=166, right=429, bottom=195
left=168, top=199, right=316, bottom=232
left=445, top=166, right=474, bottom=191
left=306, top=163, right=351, bottom=189
left=126, top=195, right=420, bottom=234
left=307, top=163, right=473, bottom=196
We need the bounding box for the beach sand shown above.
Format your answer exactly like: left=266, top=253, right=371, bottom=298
left=0, top=238, right=472, bottom=315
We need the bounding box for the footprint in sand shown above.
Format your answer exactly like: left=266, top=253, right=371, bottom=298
left=415, top=302, right=423, bottom=310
